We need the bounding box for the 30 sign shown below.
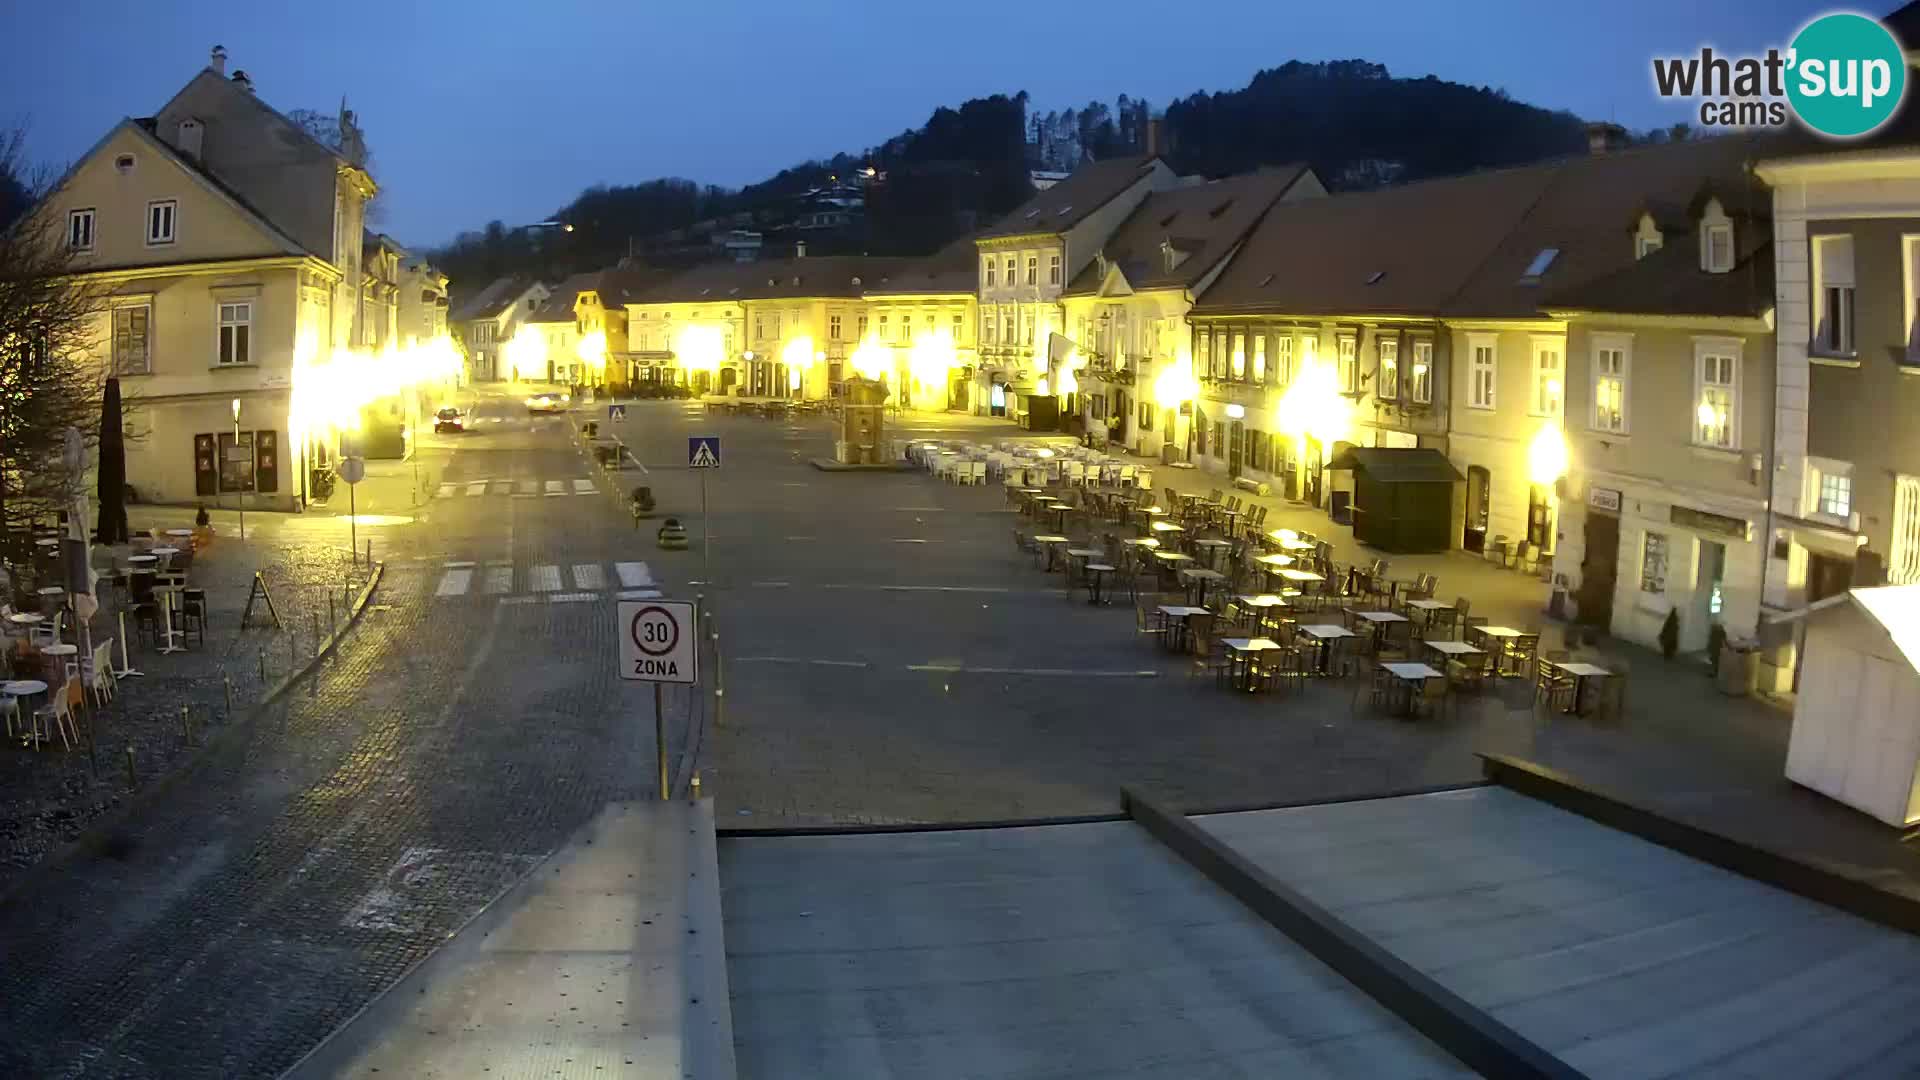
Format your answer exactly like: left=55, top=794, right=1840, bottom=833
left=617, top=600, right=698, bottom=684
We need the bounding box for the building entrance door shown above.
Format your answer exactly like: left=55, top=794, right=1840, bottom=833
left=1579, top=512, right=1620, bottom=628
left=1464, top=466, right=1491, bottom=553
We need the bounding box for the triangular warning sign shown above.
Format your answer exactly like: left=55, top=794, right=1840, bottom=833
left=690, top=441, right=719, bottom=468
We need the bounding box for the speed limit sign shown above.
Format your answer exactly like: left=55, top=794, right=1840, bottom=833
left=617, top=599, right=697, bottom=684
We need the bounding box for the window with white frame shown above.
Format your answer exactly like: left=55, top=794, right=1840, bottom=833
left=1703, top=223, right=1733, bottom=273
left=1530, top=338, right=1563, bottom=417
left=218, top=301, right=252, bottom=365
left=1048, top=254, right=1061, bottom=285
left=1468, top=334, right=1496, bottom=409
left=1377, top=337, right=1399, bottom=400
left=1026, top=255, right=1038, bottom=285
left=900, top=315, right=913, bottom=344
left=1273, top=334, right=1294, bottom=388
left=1021, top=309, right=1033, bottom=346
left=1003, top=256, right=1015, bottom=284
left=1813, top=233, right=1855, bottom=355
left=1196, top=329, right=1212, bottom=379
left=1694, top=339, right=1740, bottom=449
left=983, top=257, right=996, bottom=289
left=1252, top=335, right=1267, bottom=383
left=1409, top=339, right=1432, bottom=404
left=1230, top=331, right=1246, bottom=380
left=146, top=199, right=177, bottom=245
left=1336, top=333, right=1357, bottom=392
left=68, top=208, right=95, bottom=251
left=1590, top=335, right=1629, bottom=433
left=857, top=315, right=868, bottom=338
left=112, top=303, right=151, bottom=375
left=829, top=314, right=842, bottom=340
left=952, top=312, right=962, bottom=339
left=1893, top=475, right=1920, bottom=584
left=878, top=314, right=890, bottom=341
left=982, top=310, right=996, bottom=343
left=1636, top=232, right=1663, bottom=260
left=1818, top=470, right=1852, bottom=519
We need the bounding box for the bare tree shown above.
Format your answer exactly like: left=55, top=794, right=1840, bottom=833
left=0, top=126, right=111, bottom=569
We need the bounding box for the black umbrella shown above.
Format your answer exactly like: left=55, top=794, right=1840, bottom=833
left=95, top=377, right=129, bottom=544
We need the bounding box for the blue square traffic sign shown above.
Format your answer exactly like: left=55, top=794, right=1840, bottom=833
left=688, top=436, right=721, bottom=469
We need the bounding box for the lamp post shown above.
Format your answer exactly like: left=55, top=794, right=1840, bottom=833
left=232, top=397, right=245, bottom=541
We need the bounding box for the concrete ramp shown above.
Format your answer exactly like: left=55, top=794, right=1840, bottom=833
left=286, top=801, right=735, bottom=1079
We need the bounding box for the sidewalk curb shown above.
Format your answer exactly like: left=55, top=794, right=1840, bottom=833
left=0, top=560, right=386, bottom=913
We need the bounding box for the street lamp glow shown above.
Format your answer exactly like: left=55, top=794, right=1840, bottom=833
left=231, top=397, right=240, bottom=421
left=1528, top=422, right=1570, bottom=486
left=849, top=337, right=890, bottom=381
left=1274, top=358, right=1350, bottom=453
left=574, top=329, right=608, bottom=378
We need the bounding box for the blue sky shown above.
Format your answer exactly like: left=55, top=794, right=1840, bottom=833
left=2, top=0, right=1832, bottom=249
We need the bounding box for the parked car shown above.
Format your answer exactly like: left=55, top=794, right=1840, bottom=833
left=433, top=406, right=466, bottom=433
left=525, top=392, right=569, bottom=415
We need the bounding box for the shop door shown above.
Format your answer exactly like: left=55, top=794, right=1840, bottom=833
left=1578, top=512, right=1620, bottom=628
left=1228, top=421, right=1245, bottom=475
left=1464, top=466, right=1490, bottom=552
left=1808, top=553, right=1854, bottom=603
left=1527, top=484, right=1554, bottom=552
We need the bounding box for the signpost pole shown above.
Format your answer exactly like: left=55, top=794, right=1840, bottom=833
left=655, top=682, right=667, bottom=800
left=349, top=482, right=358, bottom=566
left=701, top=473, right=711, bottom=587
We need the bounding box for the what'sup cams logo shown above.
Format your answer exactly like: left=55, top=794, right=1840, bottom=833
left=1652, top=11, right=1909, bottom=138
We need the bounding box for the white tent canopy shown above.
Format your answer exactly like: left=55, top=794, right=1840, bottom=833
left=1785, top=585, right=1920, bottom=827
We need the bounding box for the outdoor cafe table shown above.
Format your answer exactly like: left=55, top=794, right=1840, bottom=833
left=165, top=528, right=193, bottom=539
left=1294, top=624, right=1355, bottom=674
left=1233, top=593, right=1290, bottom=634
left=1348, top=609, right=1409, bottom=651
left=1553, top=661, right=1614, bottom=715
left=1466, top=624, right=1525, bottom=673
left=1149, top=521, right=1186, bottom=537
left=1033, top=535, right=1070, bottom=571
left=1178, top=567, right=1227, bottom=607
left=1156, top=605, right=1210, bottom=653
left=149, top=546, right=181, bottom=569
left=1150, top=551, right=1194, bottom=581
left=1379, top=661, right=1446, bottom=717
left=1083, top=562, right=1116, bottom=605
left=1064, top=547, right=1099, bottom=581
left=4, top=679, right=48, bottom=745
left=1405, top=598, right=1455, bottom=637
left=1036, top=503, right=1071, bottom=533
left=1193, top=537, right=1232, bottom=569
left=1222, top=637, right=1282, bottom=691
left=1423, top=639, right=1485, bottom=673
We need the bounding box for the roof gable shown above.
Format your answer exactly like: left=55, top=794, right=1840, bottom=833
left=979, top=156, right=1167, bottom=240
left=1066, top=165, right=1311, bottom=296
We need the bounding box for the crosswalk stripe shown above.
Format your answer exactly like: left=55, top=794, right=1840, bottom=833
left=572, top=478, right=596, bottom=495
left=465, top=480, right=488, bottom=496
left=572, top=564, right=605, bottom=590
left=618, top=589, right=663, bottom=600
left=435, top=569, right=473, bottom=597
left=614, top=561, right=653, bottom=588
left=492, top=479, right=513, bottom=495
left=529, top=565, right=562, bottom=592
left=544, top=480, right=564, bottom=496
left=436, top=483, right=456, bottom=498
left=548, top=592, right=598, bottom=603
left=517, top=479, right=537, bottom=495
left=484, top=566, right=513, bottom=594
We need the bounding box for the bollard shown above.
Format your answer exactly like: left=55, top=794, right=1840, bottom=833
left=366, top=539, right=372, bottom=567
left=224, top=673, right=234, bottom=720
left=289, top=629, right=297, bottom=672
left=329, top=592, right=337, bottom=637
left=124, top=744, right=137, bottom=788
left=259, top=648, right=266, bottom=684
left=690, top=773, right=702, bottom=802
left=311, top=612, right=320, bottom=659
left=180, top=704, right=191, bottom=744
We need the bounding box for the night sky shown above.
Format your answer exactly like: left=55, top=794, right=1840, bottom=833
left=4, top=0, right=1831, bottom=249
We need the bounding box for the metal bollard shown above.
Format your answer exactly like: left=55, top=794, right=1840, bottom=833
left=366, top=539, right=372, bottom=567
left=259, top=649, right=266, bottom=684
left=329, top=592, right=336, bottom=637
left=690, top=773, right=702, bottom=801
left=289, top=630, right=297, bottom=671
left=124, top=744, right=137, bottom=788
left=180, top=704, right=191, bottom=744
left=311, top=612, right=320, bottom=658
left=224, top=673, right=234, bottom=720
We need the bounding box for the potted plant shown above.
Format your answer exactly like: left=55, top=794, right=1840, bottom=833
left=1658, top=608, right=1681, bottom=661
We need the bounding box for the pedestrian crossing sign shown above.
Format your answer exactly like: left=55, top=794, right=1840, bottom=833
left=608, top=404, right=627, bottom=420
left=688, top=436, right=721, bottom=469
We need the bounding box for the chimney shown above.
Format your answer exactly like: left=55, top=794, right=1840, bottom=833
left=796, top=240, right=807, bottom=258
left=1586, top=121, right=1628, bottom=155
left=177, top=118, right=204, bottom=161
left=1145, top=116, right=1161, bottom=157
left=210, top=45, right=227, bottom=77
left=231, top=69, right=254, bottom=94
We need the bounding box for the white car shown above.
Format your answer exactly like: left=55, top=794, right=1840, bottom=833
left=525, top=392, right=570, bottom=415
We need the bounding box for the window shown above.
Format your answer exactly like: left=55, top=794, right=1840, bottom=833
left=1229, top=331, right=1245, bottom=380
left=1336, top=333, right=1357, bottom=392
left=1377, top=337, right=1399, bottom=400
left=1273, top=334, right=1294, bottom=388
left=146, top=199, right=177, bottom=245
left=1026, top=256, right=1038, bottom=285
left=1704, top=223, right=1734, bottom=273
left=1023, top=310, right=1034, bottom=346
left=1000, top=308, right=1012, bottom=343
left=879, top=315, right=890, bottom=341
left=1590, top=335, right=1629, bottom=433
left=68, top=208, right=95, bottom=252
left=754, top=315, right=767, bottom=340
left=1139, top=399, right=1153, bottom=432
left=1636, top=233, right=1663, bottom=259
left=1640, top=531, right=1669, bottom=594
left=984, top=258, right=996, bottom=288
left=1893, top=475, right=1920, bottom=584
left=829, top=314, right=842, bottom=340
left=951, top=313, right=962, bottom=339
left=1467, top=335, right=1496, bottom=409
left=112, top=303, right=151, bottom=375
left=1196, top=329, right=1212, bottom=380
left=982, top=311, right=995, bottom=343
left=1048, top=254, right=1061, bottom=285
left=1529, top=338, right=1563, bottom=417
left=218, top=301, right=252, bottom=365
left=1694, top=339, right=1739, bottom=449
left=1813, top=234, right=1855, bottom=355
left=1520, top=247, right=1559, bottom=281
left=1409, top=339, right=1432, bottom=404
left=900, top=316, right=912, bottom=343
left=218, top=431, right=255, bottom=493
left=1003, top=256, right=1015, bottom=284
left=1252, top=335, right=1267, bottom=384
left=858, top=315, right=869, bottom=338
left=1818, top=471, right=1852, bottom=518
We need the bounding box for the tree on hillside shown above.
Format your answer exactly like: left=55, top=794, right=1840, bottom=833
left=0, top=128, right=112, bottom=564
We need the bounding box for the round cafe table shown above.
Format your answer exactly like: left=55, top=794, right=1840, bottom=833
left=165, top=528, right=194, bottom=539
left=4, top=679, right=49, bottom=745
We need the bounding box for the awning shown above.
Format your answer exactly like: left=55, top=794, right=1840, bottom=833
left=1326, top=447, right=1463, bottom=484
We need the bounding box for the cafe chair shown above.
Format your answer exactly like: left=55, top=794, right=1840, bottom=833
left=1418, top=673, right=1451, bottom=719
left=84, top=639, right=116, bottom=706
left=32, top=671, right=80, bottom=750
left=1190, top=640, right=1233, bottom=687
left=1532, top=655, right=1574, bottom=713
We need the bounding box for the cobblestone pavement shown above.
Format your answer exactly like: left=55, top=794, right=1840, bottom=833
left=0, top=390, right=690, bottom=1078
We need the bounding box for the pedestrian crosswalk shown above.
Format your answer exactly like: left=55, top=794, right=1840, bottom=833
left=426, top=560, right=663, bottom=604
left=433, top=476, right=602, bottom=500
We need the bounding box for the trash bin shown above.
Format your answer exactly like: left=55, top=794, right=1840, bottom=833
left=1717, top=637, right=1758, bottom=697
left=583, top=421, right=599, bottom=439
left=1329, top=490, right=1352, bottom=526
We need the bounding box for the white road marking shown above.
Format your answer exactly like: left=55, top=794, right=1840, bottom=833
left=492, top=480, right=513, bottom=495
left=617, top=589, right=663, bottom=600
left=435, top=483, right=456, bottom=498
left=517, top=479, right=538, bottom=495
left=483, top=566, right=513, bottom=594
left=434, top=569, right=472, bottom=597
left=782, top=482, right=809, bottom=487
left=547, top=592, right=599, bottom=603
left=465, top=480, right=488, bottom=496
left=499, top=595, right=538, bottom=606
left=819, top=583, right=1015, bottom=593
left=906, top=665, right=1159, bottom=677
left=529, top=565, right=562, bottom=592
left=784, top=536, right=816, bottom=541
left=443, top=560, right=476, bottom=569
left=543, top=480, right=564, bottom=496
left=614, top=562, right=653, bottom=588
left=571, top=564, right=606, bottom=590
left=572, top=478, right=597, bottom=494
left=751, top=581, right=791, bottom=588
